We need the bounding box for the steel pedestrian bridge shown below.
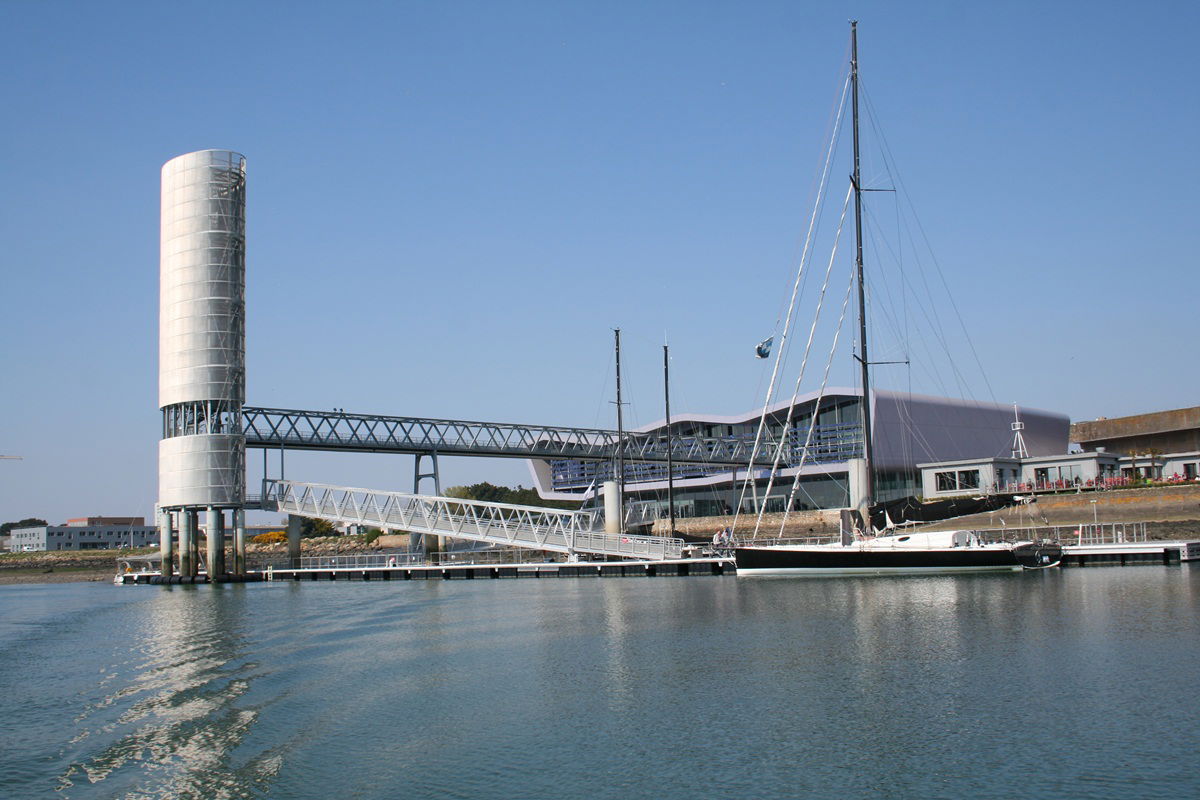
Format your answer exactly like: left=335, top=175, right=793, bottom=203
left=263, top=479, right=684, bottom=560
left=243, top=406, right=777, bottom=466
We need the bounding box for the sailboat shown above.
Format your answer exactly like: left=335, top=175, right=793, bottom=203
left=734, top=23, right=1062, bottom=577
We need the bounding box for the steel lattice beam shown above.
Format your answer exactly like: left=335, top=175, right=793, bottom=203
left=243, top=406, right=779, bottom=466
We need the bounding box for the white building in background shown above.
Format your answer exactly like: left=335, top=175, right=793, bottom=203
left=920, top=449, right=1200, bottom=499
left=7, top=517, right=158, bottom=552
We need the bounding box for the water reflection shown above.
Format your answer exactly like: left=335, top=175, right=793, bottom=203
left=3, top=569, right=1196, bottom=799
left=57, top=586, right=280, bottom=799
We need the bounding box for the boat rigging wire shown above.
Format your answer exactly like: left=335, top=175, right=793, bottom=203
left=777, top=266, right=859, bottom=535
left=859, top=79, right=998, bottom=404
left=752, top=183, right=854, bottom=537
left=732, top=70, right=852, bottom=532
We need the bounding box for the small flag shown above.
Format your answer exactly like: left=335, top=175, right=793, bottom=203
left=755, top=336, right=773, bottom=359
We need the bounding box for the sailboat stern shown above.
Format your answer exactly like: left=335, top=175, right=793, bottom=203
left=1012, top=541, right=1064, bottom=570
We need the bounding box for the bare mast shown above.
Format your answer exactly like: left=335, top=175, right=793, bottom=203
left=663, top=344, right=676, bottom=536
left=614, top=328, right=625, bottom=524
left=851, top=20, right=875, bottom=512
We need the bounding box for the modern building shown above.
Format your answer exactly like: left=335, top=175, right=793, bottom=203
left=7, top=517, right=158, bottom=552
left=527, top=388, right=1070, bottom=516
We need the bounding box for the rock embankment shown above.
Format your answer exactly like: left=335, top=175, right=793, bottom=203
left=1, top=533, right=418, bottom=585
left=651, top=510, right=843, bottom=540
left=0, top=549, right=143, bottom=584
left=246, top=533, right=411, bottom=555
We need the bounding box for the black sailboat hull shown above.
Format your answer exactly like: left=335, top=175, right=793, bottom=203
left=735, top=542, right=1062, bottom=576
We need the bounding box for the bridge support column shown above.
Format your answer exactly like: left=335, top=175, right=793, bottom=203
left=234, top=508, right=246, bottom=576
left=207, top=507, right=222, bottom=579
left=158, top=508, right=174, bottom=577
left=604, top=480, right=621, bottom=534
left=287, top=514, right=301, bottom=567
left=414, top=452, right=445, bottom=556
left=424, top=531, right=442, bottom=562
left=179, top=510, right=194, bottom=576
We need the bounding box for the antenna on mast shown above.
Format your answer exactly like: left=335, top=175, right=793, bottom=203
left=1011, top=404, right=1029, bottom=459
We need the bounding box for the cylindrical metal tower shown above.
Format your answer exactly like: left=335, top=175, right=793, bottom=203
left=158, top=150, right=246, bottom=525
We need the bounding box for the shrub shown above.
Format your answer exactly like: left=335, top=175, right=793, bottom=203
left=251, top=531, right=287, bottom=545
left=363, top=529, right=382, bottom=545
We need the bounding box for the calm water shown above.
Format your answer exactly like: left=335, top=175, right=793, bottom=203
left=1, top=568, right=1197, bottom=799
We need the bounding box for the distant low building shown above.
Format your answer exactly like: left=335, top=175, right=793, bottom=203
left=65, top=516, right=146, bottom=528
left=919, top=452, right=1126, bottom=498
left=7, top=517, right=157, bottom=552
left=1071, top=406, right=1200, bottom=455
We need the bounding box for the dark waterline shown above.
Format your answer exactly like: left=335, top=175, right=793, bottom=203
left=1, top=569, right=1197, bottom=799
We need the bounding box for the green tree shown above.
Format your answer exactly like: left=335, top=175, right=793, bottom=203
left=299, top=517, right=338, bottom=538
left=1, top=518, right=48, bottom=536
left=443, top=483, right=581, bottom=510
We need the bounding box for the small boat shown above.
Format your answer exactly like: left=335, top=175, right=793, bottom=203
left=736, top=530, right=1063, bottom=576
left=733, top=23, right=1062, bottom=577
left=114, top=554, right=162, bottom=584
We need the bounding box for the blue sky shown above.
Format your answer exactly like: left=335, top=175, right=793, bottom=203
left=2, top=0, right=1197, bottom=525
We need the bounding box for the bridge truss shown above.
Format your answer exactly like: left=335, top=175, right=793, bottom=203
left=243, top=406, right=778, bottom=466
left=264, top=480, right=683, bottom=560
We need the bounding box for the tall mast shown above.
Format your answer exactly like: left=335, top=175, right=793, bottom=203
left=851, top=20, right=876, bottom=510
left=614, top=328, right=625, bottom=523
left=663, top=344, right=676, bottom=536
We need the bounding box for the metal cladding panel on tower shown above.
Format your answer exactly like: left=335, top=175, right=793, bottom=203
left=159, top=434, right=245, bottom=508
left=159, top=150, right=246, bottom=409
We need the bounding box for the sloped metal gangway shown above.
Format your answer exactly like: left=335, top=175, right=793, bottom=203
left=263, top=480, right=684, bottom=560
left=243, top=406, right=776, bottom=466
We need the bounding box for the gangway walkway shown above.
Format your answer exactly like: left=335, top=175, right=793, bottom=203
left=243, top=406, right=778, bottom=466
left=263, top=479, right=684, bottom=560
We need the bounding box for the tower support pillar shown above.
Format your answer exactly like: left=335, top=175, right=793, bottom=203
left=207, top=506, right=221, bottom=579
left=180, top=510, right=195, bottom=576
left=287, top=513, right=302, bottom=567
left=158, top=508, right=174, bottom=577
left=234, top=508, right=246, bottom=575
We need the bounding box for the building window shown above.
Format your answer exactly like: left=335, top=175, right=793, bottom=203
left=935, top=469, right=980, bottom=492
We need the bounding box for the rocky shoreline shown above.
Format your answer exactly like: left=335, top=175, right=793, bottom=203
left=0, top=535, right=415, bottom=586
